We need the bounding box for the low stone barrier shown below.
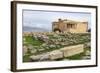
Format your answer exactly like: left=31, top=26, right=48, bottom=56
left=30, top=44, right=84, bottom=61
left=49, top=50, right=63, bottom=60
left=30, top=53, right=50, bottom=61
left=60, top=44, right=84, bottom=57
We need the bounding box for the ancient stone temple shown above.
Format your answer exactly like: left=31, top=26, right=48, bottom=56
left=52, top=19, right=88, bottom=33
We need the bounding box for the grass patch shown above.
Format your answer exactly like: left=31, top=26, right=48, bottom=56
left=24, top=36, right=44, bottom=46
left=23, top=55, right=31, bottom=62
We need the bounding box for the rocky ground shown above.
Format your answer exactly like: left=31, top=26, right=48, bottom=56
left=23, top=32, right=91, bottom=62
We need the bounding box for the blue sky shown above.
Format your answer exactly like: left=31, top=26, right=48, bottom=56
left=23, top=10, right=91, bottom=31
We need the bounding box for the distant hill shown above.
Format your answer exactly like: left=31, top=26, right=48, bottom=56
left=23, top=26, right=51, bottom=32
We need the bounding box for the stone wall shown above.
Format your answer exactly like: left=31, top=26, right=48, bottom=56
left=60, top=44, right=84, bottom=57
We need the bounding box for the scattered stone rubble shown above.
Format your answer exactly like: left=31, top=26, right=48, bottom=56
left=49, top=50, right=63, bottom=60
left=30, top=44, right=84, bottom=61
left=23, top=32, right=91, bottom=61
left=23, top=45, right=28, bottom=56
